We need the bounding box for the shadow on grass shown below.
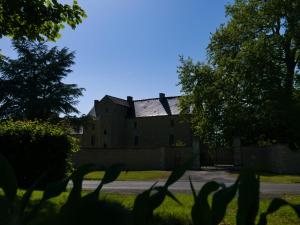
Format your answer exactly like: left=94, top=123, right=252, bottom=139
left=152, top=215, right=191, bottom=225
left=27, top=197, right=189, bottom=225
left=30, top=198, right=131, bottom=225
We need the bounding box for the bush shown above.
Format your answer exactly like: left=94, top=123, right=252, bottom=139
left=0, top=120, right=79, bottom=188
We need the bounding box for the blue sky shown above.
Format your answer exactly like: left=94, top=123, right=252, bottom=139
left=0, top=0, right=232, bottom=115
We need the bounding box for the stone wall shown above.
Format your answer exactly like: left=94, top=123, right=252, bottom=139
left=72, top=147, right=197, bottom=170
left=235, top=144, right=300, bottom=174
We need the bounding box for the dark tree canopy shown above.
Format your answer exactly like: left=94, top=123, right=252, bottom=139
left=178, top=0, right=300, bottom=148
left=0, top=0, right=86, bottom=41
left=0, top=39, right=84, bottom=120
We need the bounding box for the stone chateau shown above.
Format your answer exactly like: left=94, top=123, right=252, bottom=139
left=81, top=93, right=193, bottom=149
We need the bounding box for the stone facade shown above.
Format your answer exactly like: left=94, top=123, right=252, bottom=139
left=77, top=93, right=200, bottom=169
left=81, top=93, right=193, bottom=149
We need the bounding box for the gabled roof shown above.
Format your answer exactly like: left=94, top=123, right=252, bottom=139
left=88, top=95, right=182, bottom=118
left=105, top=95, right=130, bottom=107
left=88, top=106, right=96, bottom=117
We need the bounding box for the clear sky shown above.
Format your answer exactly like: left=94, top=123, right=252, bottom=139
left=0, top=0, right=232, bottom=115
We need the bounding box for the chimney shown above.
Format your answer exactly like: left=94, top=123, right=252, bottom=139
left=94, top=100, right=100, bottom=117
left=159, top=93, right=165, bottom=101
left=127, top=96, right=133, bottom=103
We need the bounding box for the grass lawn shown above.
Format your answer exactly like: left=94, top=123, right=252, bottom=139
left=5, top=191, right=299, bottom=225
left=259, top=174, right=300, bottom=183
left=85, top=170, right=300, bottom=184
left=104, top=194, right=300, bottom=225
left=84, top=170, right=171, bottom=181
left=229, top=172, right=300, bottom=184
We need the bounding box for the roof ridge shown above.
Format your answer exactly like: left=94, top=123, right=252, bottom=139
left=133, top=95, right=181, bottom=102
left=106, top=95, right=127, bottom=101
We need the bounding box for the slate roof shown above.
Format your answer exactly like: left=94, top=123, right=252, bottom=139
left=106, top=95, right=130, bottom=107
left=133, top=97, right=180, bottom=117
left=88, top=106, right=96, bottom=117
left=88, top=95, right=182, bottom=118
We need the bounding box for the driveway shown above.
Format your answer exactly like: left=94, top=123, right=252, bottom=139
left=79, top=170, right=300, bottom=196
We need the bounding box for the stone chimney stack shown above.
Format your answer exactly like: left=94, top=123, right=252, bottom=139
left=94, top=100, right=100, bottom=117
left=159, top=93, right=165, bottom=101
left=127, top=96, right=133, bottom=103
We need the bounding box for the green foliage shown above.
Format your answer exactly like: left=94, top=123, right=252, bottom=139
left=59, top=164, right=130, bottom=225
left=236, top=170, right=260, bottom=225
left=257, top=198, right=300, bottom=225
left=178, top=58, right=227, bottom=148
left=132, top=159, right=190, bottom=225
left=211, top=179, right=238, bottom=225
left=0, top=154, right=69, bottom=225
left=190, top=180, right=220, bottom=225
left=189, top=169, right=299, bottom=225
left=175, top=140, right=187, bottom=147
left=0, top=154, right=17, bottom=203
left=0, top=39, right=84, bottom=120
left=0, top=120, right=79, bottom=188
left=0, top=0, right=86, bottom=41
left=178, top=0, right=300, bottom=148
left=189, top=178, right=238, bottom=225
left=0, top=156, right=300, bottom=225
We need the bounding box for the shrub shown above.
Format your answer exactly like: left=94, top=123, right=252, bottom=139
left=0, top=120, right=79, bottom=188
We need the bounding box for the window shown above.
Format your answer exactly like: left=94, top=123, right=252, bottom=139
left=134, top=136, right=139, bottom=146
left=91, top=135, right=95, bottom=146
left=104, top=129, right=107, bottom=135
left=169, top=135, right=174, bottom=146
left=170, top=119, right=174, bottom=127
left=134, top=121, right=137, bottom=128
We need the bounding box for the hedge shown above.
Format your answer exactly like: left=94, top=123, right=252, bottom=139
left=0, top=120, right=79, bottom=188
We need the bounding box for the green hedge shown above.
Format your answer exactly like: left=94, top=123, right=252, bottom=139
left=0, top=120, right=79, bottom=188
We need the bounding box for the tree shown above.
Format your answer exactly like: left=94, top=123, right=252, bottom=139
left=178, top=0, right=300, bottom=148
left=0, top=0, right=86, bottom=41
left=0, top=39, right=84, bottom=120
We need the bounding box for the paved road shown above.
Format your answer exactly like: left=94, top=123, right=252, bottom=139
left=80, top=180, right=300, bottom=196
left=78, top=170, right=300, bottom=196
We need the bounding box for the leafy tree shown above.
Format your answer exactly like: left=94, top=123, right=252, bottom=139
left=0, top=0, right=86, bottom=41
left=178, top=0, right=300, bottom=148
left=0, top=39, right=84, bottom=120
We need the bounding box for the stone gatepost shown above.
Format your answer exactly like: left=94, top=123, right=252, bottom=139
left=192, top=137, right=201, bottom=169
left=160, top=147, right=165, bottom=169
left=233, top=136, right=241, bottom=166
